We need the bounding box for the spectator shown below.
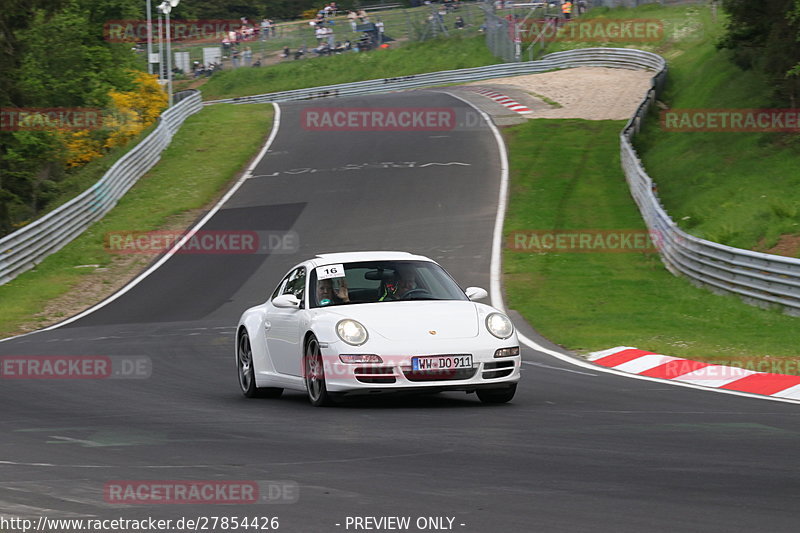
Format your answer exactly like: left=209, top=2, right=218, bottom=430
left=260, top=18, right=270, bottom=40
left=375, top=19, right=385, bottom=44
left=561, top=1, right=572, bottom=21
left=454, top=16, right=465, bottom=29
left=243, top=46, right=252, bottom=66
left=347, top=10, right=358, bottom=31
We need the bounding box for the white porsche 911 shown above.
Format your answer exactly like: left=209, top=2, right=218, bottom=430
left=236, top=251, right=520, bottom=406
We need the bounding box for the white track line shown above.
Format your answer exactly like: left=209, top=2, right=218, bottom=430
left=0, top=103, right=283, bottom=343
left=449, top=92, right=800, bottom=406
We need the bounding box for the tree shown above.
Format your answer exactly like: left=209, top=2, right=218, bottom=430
left=719, top=0, right=800, bottom=106
left=0, top=0, right=141, bottom=234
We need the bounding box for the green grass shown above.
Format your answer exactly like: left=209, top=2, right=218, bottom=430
left=503, top=119, right=800, bottom=367
left=200, top=35, right=500, bottom=100
left=523, top=3, right=714, bottom=58
left=631, top=5, right=800, bottom=253
left=0, top=104, right=274, bottom=338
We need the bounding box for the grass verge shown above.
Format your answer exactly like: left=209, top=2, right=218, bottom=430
left=632, top=6, right=800, bottom=254
left=199, top=35, right=501, bottom=100
left=0, top=103, right=274, bottom=339
left=503, top=119, right=800, bottom=370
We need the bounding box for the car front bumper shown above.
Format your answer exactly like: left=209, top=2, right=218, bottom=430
left=318, top=341, right=521, bottom=393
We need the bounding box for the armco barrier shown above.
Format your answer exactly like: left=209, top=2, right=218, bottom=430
left=207, top=46, right=800, bottom=315
left=203, top=48, right=665, bottom=105
left=621, top=111, right=800, bottom=316
left=1, top=50, right=655, bottom=287
left=0, top=90, right=203, bottom=285
left=4, top=49, right=798, bottom=316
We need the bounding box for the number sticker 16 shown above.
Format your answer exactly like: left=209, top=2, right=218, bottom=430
left=316, top=264, right=345, bottom=280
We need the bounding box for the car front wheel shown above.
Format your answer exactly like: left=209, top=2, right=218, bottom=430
left=476, top=383, right=517, bottom=404
left=304, top=334, right=337, bottom=407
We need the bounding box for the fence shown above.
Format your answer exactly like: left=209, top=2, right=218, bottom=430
left=169, top=2, right=484, bottom=73
left=591, top=0, right=703, bottom=7
left=482, top=1, right=563, bottom=62
left=0, top=91, right=203, bottom=286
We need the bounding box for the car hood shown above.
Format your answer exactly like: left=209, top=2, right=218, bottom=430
left=326, top=301, right=481, bottom=340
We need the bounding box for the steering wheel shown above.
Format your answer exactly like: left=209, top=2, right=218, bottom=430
left=400, top=288, right=433, bottom=300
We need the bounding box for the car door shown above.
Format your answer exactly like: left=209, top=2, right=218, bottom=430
left=265, top=266, right=306, bottom=376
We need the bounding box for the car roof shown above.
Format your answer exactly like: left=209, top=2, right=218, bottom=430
left=309, top=251, right=434, bottom=268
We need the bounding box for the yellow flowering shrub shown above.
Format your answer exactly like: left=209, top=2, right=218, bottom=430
left=62, top=129, right=103, bottom=167
left=56, top=71, right=167, bottom=167
left=104, top=71, right=167, bottom=149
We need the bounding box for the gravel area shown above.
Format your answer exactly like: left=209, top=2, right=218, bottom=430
left=469, top=66, right=655, bottom=120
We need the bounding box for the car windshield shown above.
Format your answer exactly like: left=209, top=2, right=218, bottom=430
left=310, top=260, right=468, bottom=308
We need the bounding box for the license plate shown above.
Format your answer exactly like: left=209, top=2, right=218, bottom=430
left=412, top=355, right=473, bottom=371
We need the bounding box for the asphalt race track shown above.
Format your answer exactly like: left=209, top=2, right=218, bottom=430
left=1, top=91, right=799, bottom=533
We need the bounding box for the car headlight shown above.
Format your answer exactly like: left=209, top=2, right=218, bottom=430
left=336, top=319, right=369, bottom=346
left=486, top=312, right=514, bottom=339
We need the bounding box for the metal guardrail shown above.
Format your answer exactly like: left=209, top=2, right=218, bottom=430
left=621, top=86, right=800, bottom=316
left=208, top=46, right=800, bottom=315
left=5, top=48, right=797, bottom=316
left=0, top=90, right=203, bottom=286
left=204, top=48, right=664, bottom=106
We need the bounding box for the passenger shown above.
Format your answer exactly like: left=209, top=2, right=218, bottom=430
left=317, top=278, right=350, bottom=306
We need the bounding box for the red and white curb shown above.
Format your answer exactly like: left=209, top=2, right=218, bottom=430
left=466, top=87, right=532, bottom=115
left=588, top=347, right=800, bottom=400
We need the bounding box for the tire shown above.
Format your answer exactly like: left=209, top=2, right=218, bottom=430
left=304, top=334, right=338, bottom=407
left=476, top=383, right=517, bottom=404
left=238, top=331, right=283, bottom=399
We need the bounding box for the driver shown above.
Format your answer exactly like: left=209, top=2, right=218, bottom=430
left=379, top=265, right=417, bottom=301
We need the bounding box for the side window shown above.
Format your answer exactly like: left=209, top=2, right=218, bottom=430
left=271, top=277, right=287, bottom=300
left=282, top=267, right=307, bottom=302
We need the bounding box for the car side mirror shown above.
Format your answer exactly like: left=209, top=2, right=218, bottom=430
left=465, top=287, right=488, bottom=301
left=273, top=294, right=301, bottom=309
